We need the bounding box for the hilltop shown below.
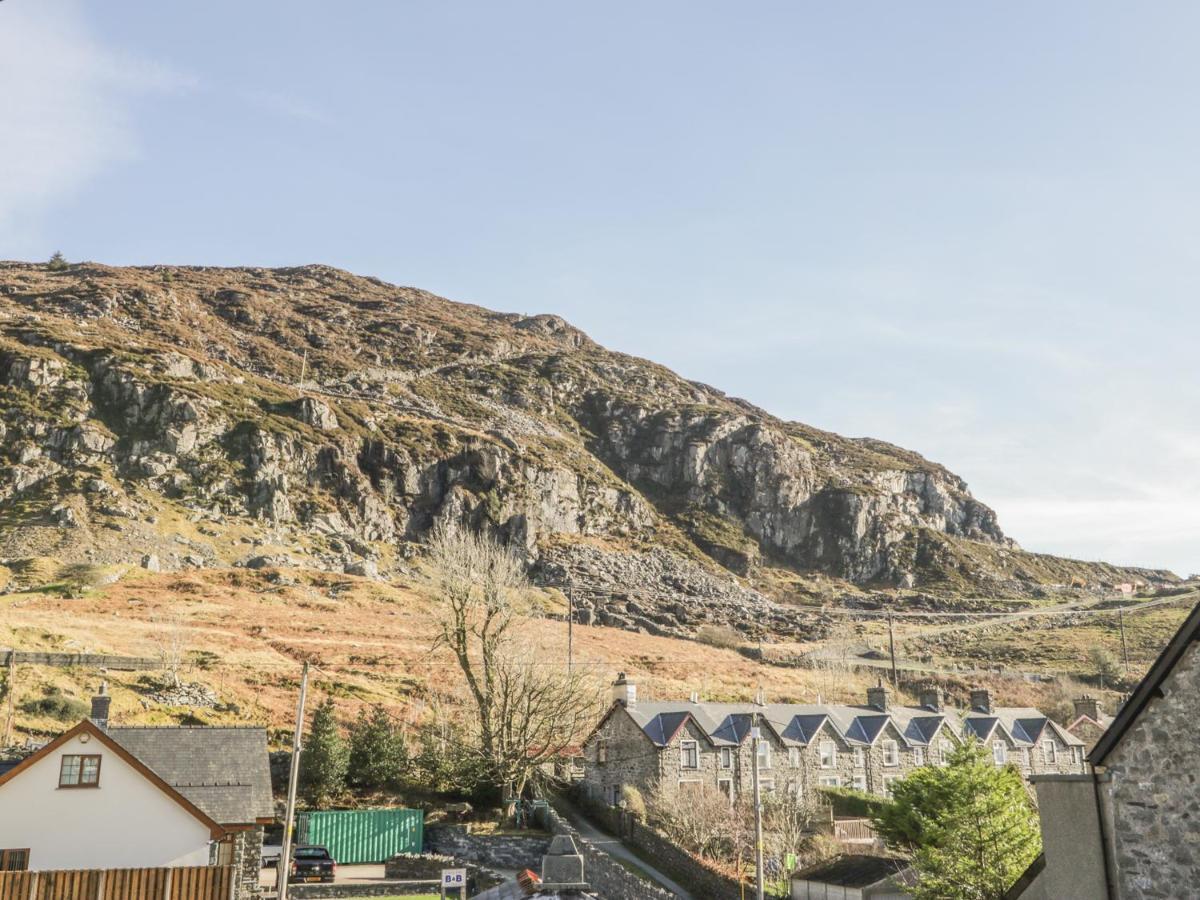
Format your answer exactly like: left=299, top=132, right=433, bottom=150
left=0, top=261, right=1175, bottom=645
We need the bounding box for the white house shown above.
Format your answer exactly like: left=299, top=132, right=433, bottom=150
left=0, top=688, right=272, bottom=899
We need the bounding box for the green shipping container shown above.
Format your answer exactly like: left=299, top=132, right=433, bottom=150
left=296, top=808, right=424, bottom=864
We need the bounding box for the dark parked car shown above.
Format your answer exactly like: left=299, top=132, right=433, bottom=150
left=288, top=845, right=337, bottom=883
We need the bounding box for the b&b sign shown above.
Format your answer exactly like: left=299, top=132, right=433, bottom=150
left=442, top=868, right=467, bottom=888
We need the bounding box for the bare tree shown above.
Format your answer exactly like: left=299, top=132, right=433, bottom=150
left=150, top=610, right=188, bottom=688
left=427, top=528, right=601, bottom=813
left=648, top=785, right=745, bottom=861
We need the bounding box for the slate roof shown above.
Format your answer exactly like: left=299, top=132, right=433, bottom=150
left=108, top=726, right=274, bottom=825
left=792, top=853, right=913, bottom=888
left=622, top=700, right=1083, bottom=749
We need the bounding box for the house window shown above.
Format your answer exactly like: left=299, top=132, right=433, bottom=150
left=59, top=754, right=101, bottom=788
left=939, top=738, right=952, bottom=766
left=757, top=742, right=772, bottom=770
left=720, top=747, right=734, bottom=769
left=717, top=777, right=733, bottom=800
left=679, top=779, right=703, bottom=793
left=913, top=747, right=925, bottom=766
left=788, top=747, right=800, bottom=767
left=1043, top=740, right=1057, bottom=765
left=819, top=741, right=837, bottom=769
left=0, top=849, right=30, bottom=872
left=597, top=740, right=608, bottom=764
left=852, top=774, right=867, bottom=792
left=1021, top=749, right=1030, bottom=768
left=818, top=775, right=840, bottom=788
left=1072, top=746, right=1083, bottom=766
left=882, top=740, right=899, bottom=767
left=992, top=742, right=1007, bottom=765
left=883, top=775, right=899, bottom=797
left=680, top=740, right=699, bottom=770
left=607, top=784, right=622, bottom=806
left=760, top=779, right=775, bottom=794
left=852, top=746, right=865, bottom=768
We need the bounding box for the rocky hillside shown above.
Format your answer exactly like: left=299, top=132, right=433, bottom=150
left=0, top=262, right=1173, bottom=639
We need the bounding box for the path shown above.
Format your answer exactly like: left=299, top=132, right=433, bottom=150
left=557, top=803, right=694, bottom=900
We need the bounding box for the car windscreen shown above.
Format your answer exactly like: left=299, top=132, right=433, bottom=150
left=293, top=848, right=331, bottom=859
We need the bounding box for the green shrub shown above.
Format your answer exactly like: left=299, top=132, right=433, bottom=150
left=20, top=688, right=88, bottom=722
left=695, top=624, right=743, bottom=650
left=819, top=786, right=890, bottom=819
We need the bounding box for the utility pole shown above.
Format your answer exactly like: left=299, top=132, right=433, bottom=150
left=750, top=716, right=765, bottom=900
left=278, top=661, right=310, bottom=900
left=2, top=654, right=14, bottom=747
left=1119, top=608, right=1130, bottom=674
left=887, top=614, right=898, bottom=688
left=567, top=593, right=574, bottom=672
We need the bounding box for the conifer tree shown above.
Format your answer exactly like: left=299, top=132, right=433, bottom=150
left=300, top=697, right=348, bottom=807
left=347, top=705, right=407, bottom=791
left=873, top=742, right=1041, bottom=900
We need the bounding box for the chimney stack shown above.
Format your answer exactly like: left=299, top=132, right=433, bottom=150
left=612, top=673, right=636, bottom=709
left=867, top=681, right=891, bottom=712
left=919, top=685, right=944, bottom=712
left=90, top=682, right=111, bottom=731
left=1073, top=695, right=1103, bottom=722
left=970, top=689, right=992, bottom=714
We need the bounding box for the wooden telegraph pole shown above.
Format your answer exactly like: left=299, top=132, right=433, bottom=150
left=751, top=715, right=765, bottom=900
left=887, top=614, right=899, bottom=687
left=1119, top=608, right=1130, bottom=674
left=278, top=661, right=310, bottom=900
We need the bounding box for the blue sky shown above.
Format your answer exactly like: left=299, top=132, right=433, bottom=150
left=3, top=1, right=1199, bottom=575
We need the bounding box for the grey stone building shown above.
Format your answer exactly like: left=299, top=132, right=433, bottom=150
left=1012, top=600, right=1200, bottom=900
left=581, top=675, right=1084, bottom=808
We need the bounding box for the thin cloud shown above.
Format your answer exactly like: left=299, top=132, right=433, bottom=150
left=0, top=1, right=191, bottom=248
left=241, top=89, right=332, bottom=125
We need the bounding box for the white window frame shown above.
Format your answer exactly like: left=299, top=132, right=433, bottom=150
left=1043, top=740, right=1057, bottom=765
left=597, top=739, right=608, bottom=764
left=818, top=775, right=840, bottom=788
left=882, top=739, right=899, bottom=767
left=852, top=746, right=865, bottom=768
left=1072, top=746, right=1083, bottom=766
left=717, top=776, right=733, bottom=802
left=939, top=738, right=952, bottom=766
left=757, top=741, right=772, bottom=770
left=993, top=741, right=1007, bottom=765
left=913, top=746, right=925, bottom=766
left=788, top=746, right=800, bottom=768
left=719, top=746, right=734, bottom=769
left=851, top=773, right=867, bottom=792
left=819, top=740, right=837, bottom=769
left=678, top=777, right=703, bottom=793
left=680, top=740, right=699, bottom=770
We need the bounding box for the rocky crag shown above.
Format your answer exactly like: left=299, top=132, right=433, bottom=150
left=0, top=262, right=1173, bottom=639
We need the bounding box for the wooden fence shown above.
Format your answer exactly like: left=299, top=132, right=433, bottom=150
left=0, top=867, right=232, bottom=900
left=832, top=817, right=878, bottom=844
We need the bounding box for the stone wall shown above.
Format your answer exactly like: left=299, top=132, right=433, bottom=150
left=538, top=804, right=674, bottom=900
left=230, top=826, right=263, bottom=900
left=1104, top=640, right=1200, bottom=898
left=288, top=885, right=436, bottom=899
left=424, top=824, right=551, bottom=870
left=384, top=851, right=503, bottom=891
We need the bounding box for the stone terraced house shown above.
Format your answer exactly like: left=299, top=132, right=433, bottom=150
left=580, top=675, right=1085, bottom=807
left=1010, top=600, right=1200, bottom=900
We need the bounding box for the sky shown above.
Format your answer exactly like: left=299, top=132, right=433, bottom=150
left=2, top=1, right=1199, bottom=575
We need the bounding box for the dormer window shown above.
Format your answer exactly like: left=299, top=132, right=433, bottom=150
left=992, top=742, right=1007, bottom=765
left=882, top=740, right=899, bottom=767
left=59, top=754, right=101, bottom=788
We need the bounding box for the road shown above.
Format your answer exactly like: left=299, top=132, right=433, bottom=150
left=557, top=803, right=694, bottom=900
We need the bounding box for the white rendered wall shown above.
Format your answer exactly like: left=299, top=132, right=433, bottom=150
left=0, top=733, right=212, bottom=870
